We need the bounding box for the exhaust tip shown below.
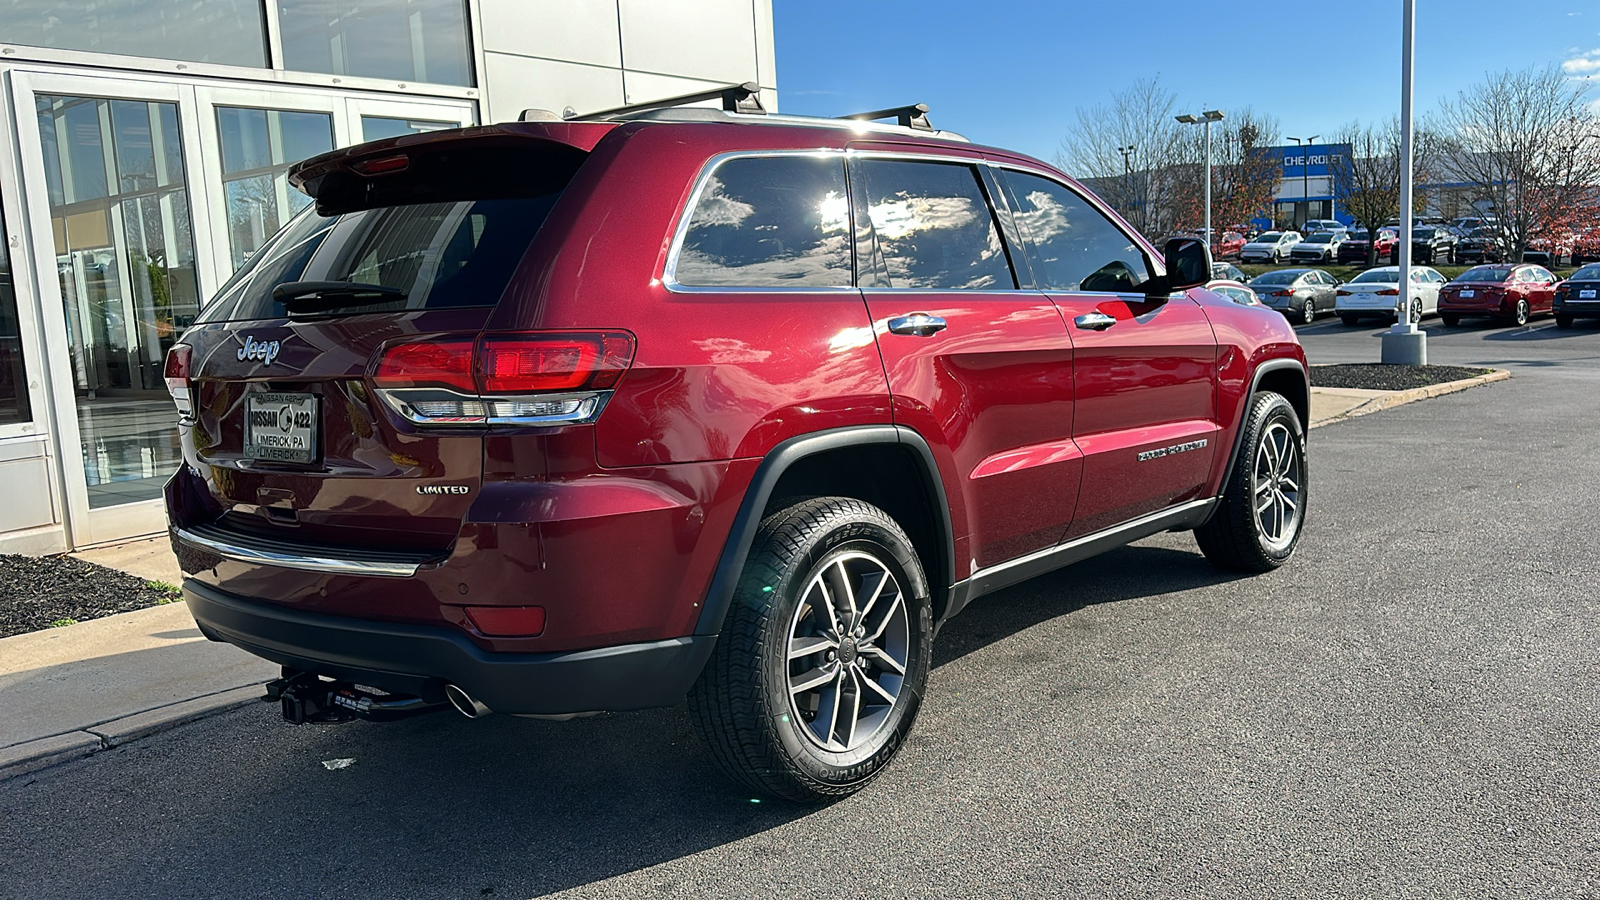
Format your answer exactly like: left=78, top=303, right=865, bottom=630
left=443, top=683, right=491, bottom=719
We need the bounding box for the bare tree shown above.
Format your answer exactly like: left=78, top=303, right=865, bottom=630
left=1328, top=119, right=1441, bottom=266
left=1432, top=65, right=1600, bottom=261
left=1171, top=109, right=1283, bottom=242
left=1054, top=77, right=1187, bottom=238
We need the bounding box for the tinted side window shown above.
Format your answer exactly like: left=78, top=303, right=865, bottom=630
left=1003, top=170, right=1149, bottom=293
left=673, top=155, right=851, bottom=288
left=853, top=159, right=1015, bottom=291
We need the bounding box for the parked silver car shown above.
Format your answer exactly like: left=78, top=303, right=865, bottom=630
left=1240, top=230, right=1302, bottom=263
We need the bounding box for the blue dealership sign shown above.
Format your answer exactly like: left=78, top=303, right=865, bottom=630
left=1274, top=143, right=1351, bottom=177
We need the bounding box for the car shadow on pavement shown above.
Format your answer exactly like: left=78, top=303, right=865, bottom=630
left=0, top=545, right=1245, bottom=899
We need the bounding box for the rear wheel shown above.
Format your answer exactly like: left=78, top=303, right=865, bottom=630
left=1196, top=392, right=1307, bottom=572
left=1300, top=300, right=1316, bottom=324
left=688, top=497, right=932, bottom=802
left=1510, top=299, right=1529, bottom=326
left=1556, top=315, right=1574, bottom=329
left=1441, top=314, right=1460, bottom=327
left=1340, top=314, right=1360, bottom=327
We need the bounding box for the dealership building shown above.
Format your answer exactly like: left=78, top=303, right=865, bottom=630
left=1264, top=142, right=1352, bottom=231
left=0, top=1, right=777, bottom=554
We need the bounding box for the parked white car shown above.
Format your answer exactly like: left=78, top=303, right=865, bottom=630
left=1289, top=232, right=1347, bottom=262
left=1335, top=265, right=1446, bottom=325
left=1240, top=231, right=1302, bottom=263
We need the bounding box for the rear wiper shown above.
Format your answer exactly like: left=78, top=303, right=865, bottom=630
left=273, top=281, right=406, bottom=314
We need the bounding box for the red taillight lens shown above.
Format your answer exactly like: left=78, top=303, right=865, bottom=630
left=373, top=338, right=476, bottom=392
left=1376, top=288, right=1400, bottom=295
left=1269, top=290, right=1292, bottom=297
left=461, top=605, right=546, bottom=637
left=163, top=344, right=191, bottom=390
left=479, top=333, right=633, bottom=393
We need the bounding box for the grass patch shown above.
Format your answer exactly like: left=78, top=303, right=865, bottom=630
left=147, top=580, right=183, bottom=604
left=1234, top=262, right=1581, bottom=282
left=48, top=618, right=78, bottom=628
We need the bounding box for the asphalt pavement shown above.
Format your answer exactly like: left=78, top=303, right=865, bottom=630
left=1, top=316, right=1596, bottom=899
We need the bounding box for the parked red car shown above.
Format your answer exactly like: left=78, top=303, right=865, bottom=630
left=163, top=91, right=1309, bottom=801
left=1336, top=227, right=1398, bottom=265
left=1438, top=263, right=1561, bottom=326
left=1212, top=231, right=1245, bottom=260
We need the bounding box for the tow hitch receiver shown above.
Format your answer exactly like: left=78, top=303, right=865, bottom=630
left=265, top=669, right=445, bottom=724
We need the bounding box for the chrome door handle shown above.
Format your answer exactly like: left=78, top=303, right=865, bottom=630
left=886, top=313, right=948, bottom=337
left=1074, top=312, right=1117, bottom=331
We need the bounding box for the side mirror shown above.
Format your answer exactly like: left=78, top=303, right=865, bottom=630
left=1162, top=236, right=1211, bottom=292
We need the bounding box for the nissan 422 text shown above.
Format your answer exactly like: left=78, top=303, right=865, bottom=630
left=164, top=91, right=1310, bottom=802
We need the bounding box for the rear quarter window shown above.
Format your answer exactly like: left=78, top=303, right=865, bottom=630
left=670, top=155, right=852, bottom=289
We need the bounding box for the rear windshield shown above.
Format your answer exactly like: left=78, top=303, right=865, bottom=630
left=1251, top=271, right=1299, bottom=285
left=1350, top=269, right=1396, bottom=284
left=197, top=195, right=561, bottom=321
left=1573, top=264, right=1600, bottom=281
left=1456, top=267, right=1511, bottom=283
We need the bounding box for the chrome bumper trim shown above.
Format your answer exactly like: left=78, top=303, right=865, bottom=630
left=175, top=526, right=425, bottom=578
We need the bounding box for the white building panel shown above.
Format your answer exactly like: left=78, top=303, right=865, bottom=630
left=482, top=53, right=625, bottom=124
left=618, top=0, right=759, bottom=86
left=477, top=0, right=623, bottom=69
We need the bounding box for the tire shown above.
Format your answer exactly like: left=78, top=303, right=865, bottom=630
left=688, top=496, right=933, bottom=802
left=1409, top=299, right=1422, bottom=323
left=1511, top=299, right=1529, bottom=327
left=1441, top=314, right=1460, bottom=327
left=1300, top=300, right=1316, bottom=324
left=1556, top=315, right=1574, bottom=329
left=1340, top=314, right=1360, bottom=327
left=1196, top=392, right=1307, bottom=572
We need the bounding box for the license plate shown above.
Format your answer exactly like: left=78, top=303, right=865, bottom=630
left=1460, top=290, right=1474, bottom=297
left=1581, top=289, right=1597, bottom=299
left=245, top=392, right=318, bottom=464
left=1357, top=293, right=1374, bottom=302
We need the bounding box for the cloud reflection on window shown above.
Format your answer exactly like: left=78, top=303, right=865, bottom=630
left=857, top=160, right=1015, bottom=291
left=674, top=157, right=852, bottom=289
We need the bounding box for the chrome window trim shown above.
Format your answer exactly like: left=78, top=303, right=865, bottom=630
left=174, top=526, right=423, bottom=578
left=663, top=148, right=1039, bottom=296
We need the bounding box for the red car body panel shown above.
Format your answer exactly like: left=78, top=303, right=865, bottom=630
left=166, top=116, right=1309, bottom=713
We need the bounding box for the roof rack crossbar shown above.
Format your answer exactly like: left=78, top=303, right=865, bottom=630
left=567, top=82, right=766, bottom=121
left=840, top=103, right=933, bottom=132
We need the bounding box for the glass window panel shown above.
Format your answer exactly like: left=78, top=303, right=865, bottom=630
left=38, top=93, right=200, bottom=507
left=215, top=107, right=334, bottom=271
left=0, top=197, right=33, bottom=426
left=1004, top=170, right=1150, bottom=293
left=853, top=159, right=1015, bottom=291
left=673, top=156, right=852, bottom=289
left=0, top=0, right=266, bottom=67
left=360, top=115, right=456, bottom=142
left=279, top=0, right=474, bottom=87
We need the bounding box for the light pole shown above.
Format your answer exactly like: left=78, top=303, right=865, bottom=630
left=1177, top=110, right=1225, bottom=251
left=1118, top=144, right=1136, bottom=227
left=1288, top=134, right=1319, bottom=229
left=1382, top=0, right=1426, bottom=364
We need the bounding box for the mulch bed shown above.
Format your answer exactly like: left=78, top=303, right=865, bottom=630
left=1310, top=364, right=1493, bottom=391
left=0, top=554, right=181, bottom=639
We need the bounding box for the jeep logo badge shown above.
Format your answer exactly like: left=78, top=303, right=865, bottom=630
left=238, top=336, right=282, bottom=365
left=416, top=485, right=471, bottom=495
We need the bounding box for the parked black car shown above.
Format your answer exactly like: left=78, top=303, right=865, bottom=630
left=1249, top=267, right=1341, bottom=324
left=1554, top=263, right=1600, bottom=329
left=1455, top=227, right=1507, bottom=265
left=1411, top=226, right=1457, bottom=265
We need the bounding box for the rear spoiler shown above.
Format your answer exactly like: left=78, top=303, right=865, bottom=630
left=289, top=122, right=614, bottom=216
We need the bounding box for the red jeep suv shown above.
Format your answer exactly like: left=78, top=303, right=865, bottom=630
left=165, top=88, right=1310, bottom=801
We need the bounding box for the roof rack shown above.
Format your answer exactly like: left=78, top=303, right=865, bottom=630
left=840, top=103, right=933, bottom=132
left=546, top=82, right=766, bottom=123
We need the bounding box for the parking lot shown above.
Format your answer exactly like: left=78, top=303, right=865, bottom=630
left=3, top=322, right=1597, bottom=899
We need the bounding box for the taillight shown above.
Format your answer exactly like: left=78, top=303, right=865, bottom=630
left=1376, top=288, right=1400, bottom=296
left=164, top=344, right=193, bottom=420
left=1269, top=290, right=1292, bottom=296
left=371, top=332, right=635, bottom=427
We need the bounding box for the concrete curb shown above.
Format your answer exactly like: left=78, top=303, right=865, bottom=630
left=1309, top=368, right=1510, bottom=429
left=0, top=684, right=264, bottom=782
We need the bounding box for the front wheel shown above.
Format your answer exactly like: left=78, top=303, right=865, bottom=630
left=1196, top=392, right=1307, bottom=572
left=688, top=497, right=932, bottom=802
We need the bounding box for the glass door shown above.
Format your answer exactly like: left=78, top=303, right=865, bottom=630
left=13, top=72, right=216, bottom=544
left=345, top=97, right=473, bottom=144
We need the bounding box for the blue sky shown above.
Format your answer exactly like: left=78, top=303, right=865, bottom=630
left=772, top=0, right=1600, bottom=165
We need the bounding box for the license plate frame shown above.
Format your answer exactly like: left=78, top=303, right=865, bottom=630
left=1580, top=289, right=1597, bottom=299
left=244, top=392, right=319, bottom=465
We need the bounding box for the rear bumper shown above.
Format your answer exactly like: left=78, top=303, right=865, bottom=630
left=185, top=580, right=715, bottom=715
left=1555, top=301, right=1600, bottom=318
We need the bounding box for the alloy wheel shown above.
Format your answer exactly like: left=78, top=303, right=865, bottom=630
left=1253, top=421, right=1302, bottom=553
left=786, top=550, right=910, bottom=752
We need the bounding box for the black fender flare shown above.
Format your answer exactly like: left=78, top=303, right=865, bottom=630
left=693, top=425, right=956, bottom=636
left=1215, top=359, right=1310, bottom=501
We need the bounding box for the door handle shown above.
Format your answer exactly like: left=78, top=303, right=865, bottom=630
left=1074, top=312, right=1117, bottom=331
left=886, top=313, right=947, bottom=337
